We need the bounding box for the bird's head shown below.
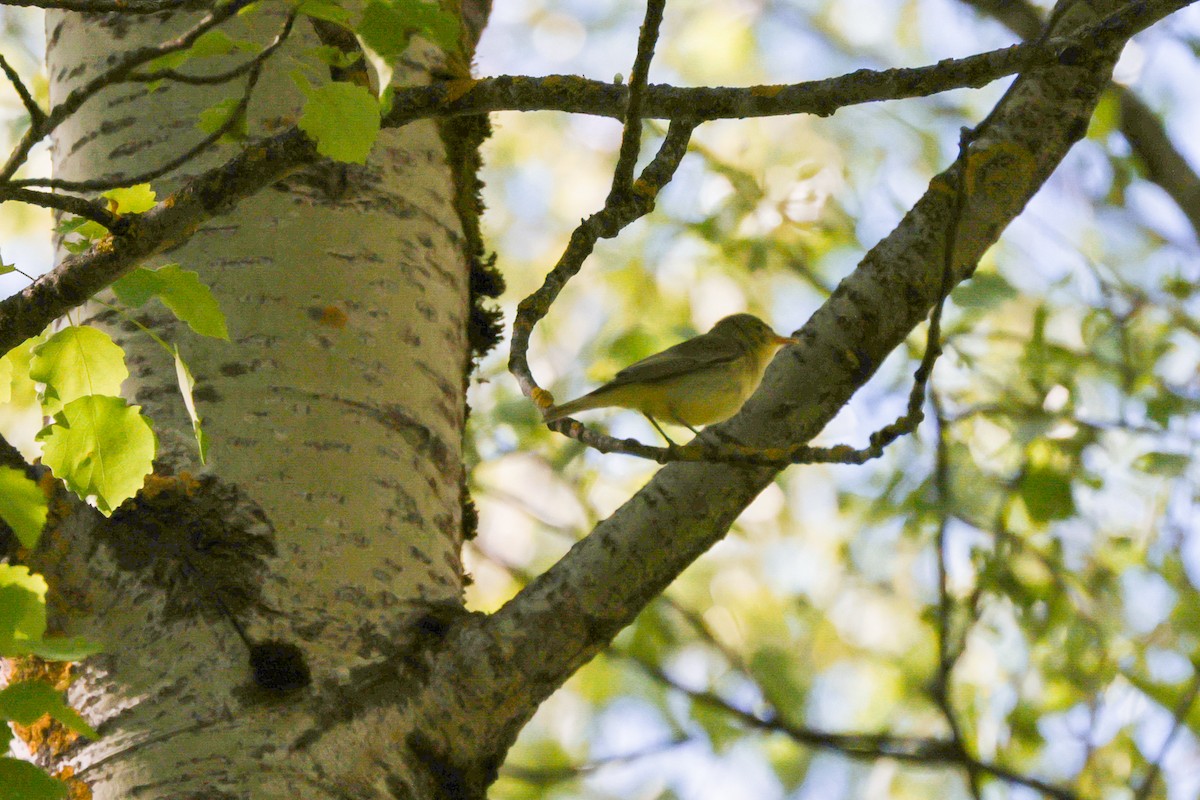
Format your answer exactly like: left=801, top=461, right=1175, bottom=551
left=712, top=313, right=797, bottom=353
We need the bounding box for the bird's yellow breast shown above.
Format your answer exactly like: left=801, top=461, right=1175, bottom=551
left=598, top=359, right=759, bottom=426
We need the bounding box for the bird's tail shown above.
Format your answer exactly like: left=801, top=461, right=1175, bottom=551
left=542, top=388, right=608, bottom=423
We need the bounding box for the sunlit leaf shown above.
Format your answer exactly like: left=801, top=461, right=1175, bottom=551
left=951, top=271, right=1018, bottom=309
left=111, top=264, right=229, bottom=340
left=102, top=183, right=156, bottom=214
left=0, top=564, right=47, bottom=654
left=174, top=347, right=208, bottom=463
left=0, top=467, right=47, bottom=549
left=294, top=75, right=380, bottom=164
left=37, top=395, right=156, bottom=515
left=29, top=326, right=128, bottom=413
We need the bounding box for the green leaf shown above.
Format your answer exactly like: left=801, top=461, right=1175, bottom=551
left=71, top=219, right=109, bottom=241
left=53, top=217, right=90, bottom=236
left=37, top=395, right=156, bottom=515
left=29, top=326, right=128, bottom=413
left=359, top=0, right=460, bottom=57
left=306, top=44, right=364, bottom=70
left=295, top=79, right=381, bottom=164
left=0, top=564, right=97, bottom=659
left=101, top=183, right=156, bottom=214
left=951, top=271, right=1018, bottom=309
left=25, top=636, right=102, bottom=662
left=0, top=354, right=10, bottom=403
left=197, top=97, right=247, bottom=141
left=1019, top=465, right=1075, bottom=523
left=174, top=347, right=208, bottom=463
left=0, top=681, right=99, bottom=739
left=749, top=646, right=807, bottom=722
left=187, top=29, right=239, bottom=58
left=690, top=697, right=742, bottom=754
left=1133, top=452, right=1190, bottom=477
left=358, top=0, right=415, bottom=59
left=0, top=758, right=68, bottom=800
left=111, top=264, right=229, bottom=340
left=293, top=0, right=352, bottom=24
left=0, top=467, right=47, bottom=549
left=0, top=338, right=44, bottom=454
left=0, top=261, right=15, bottom=277
left=0, top=564, right=47, bottom=654
left=143, top=28, right=259, bottom=73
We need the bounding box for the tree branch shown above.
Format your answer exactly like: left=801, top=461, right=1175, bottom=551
left=0, top=0, right=254, bottom=181
left=14, top=12, right=290, bottom=194
left=0, top=0, right=1190, bottom=353
left=607, top=0, right=665, bottom=200
left=0, top=186, right=120, bottom=228
left=958, top=0, right=1200, bottom=241
left=3, top=0, right=194, bottom=10
left=443, top=0, right=1154, bottom=778
left=0, top=128, right=318, bottom=353
left=386, top=0, right=1192, bottom=128
left=0, top=53, right=45, bottom=128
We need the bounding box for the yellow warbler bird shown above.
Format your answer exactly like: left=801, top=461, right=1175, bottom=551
left=544, top=313, right=797, bottom=442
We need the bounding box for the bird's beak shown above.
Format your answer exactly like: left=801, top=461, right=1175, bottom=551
left=773, top=334, right=798, bottom=346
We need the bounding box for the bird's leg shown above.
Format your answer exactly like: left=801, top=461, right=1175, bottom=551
left=644, top=415, right=679, bottom=447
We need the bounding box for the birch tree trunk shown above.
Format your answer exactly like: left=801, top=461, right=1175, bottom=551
left=28, top=5, right=478, bottom=796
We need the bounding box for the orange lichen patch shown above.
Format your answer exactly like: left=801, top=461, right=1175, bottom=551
left=444, top=79, right=478, bottom=104
left=13, top=713, right=79, bottom=759
left=8, top=657, right=71, bottom=690
left=38, top=471, right=57, bottom=499
left=631, top=178, right=657, bottom=199
left=7, top=659, right=78, bottom=758
left=140, top=471, right=201, bottom=501
left=965, top=141, right=1036, bottom=198
left=531, top=386, right=555, bottom=411
left=751, top=84, right=786, bottom=98
left=927, top=173, right=958, bottom=199
left=316, top=306, right=349, bottom=328
left=755, top=446, right=791, bottom=462
left=57, top=765, right=92, bottom=800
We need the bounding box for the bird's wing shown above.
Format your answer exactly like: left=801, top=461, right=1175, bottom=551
left=605, top=331, right=744, bottom=387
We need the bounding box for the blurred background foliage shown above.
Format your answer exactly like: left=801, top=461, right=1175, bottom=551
left=466, top=1, right=1200, bottom=798
left=0, top=0, right=1198, bottom=797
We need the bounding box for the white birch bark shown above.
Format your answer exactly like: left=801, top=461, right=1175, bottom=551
left=34, top=6, right=471, bottom=796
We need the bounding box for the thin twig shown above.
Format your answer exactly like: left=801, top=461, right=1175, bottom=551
left=503, top=735, right=692, bottom=783
left=384, top=0, right=1195, bottom=129
left=509, top=119, right=696, bottom=408
left=128, top=8, right=296, bottom=86
left=607, top=0, right=666, bottom=201
left=1133, top=667, right=1200, bottom=800
left=5, top=0, right=193, bottom=10
left=0, top=53, right=45, bottom=127
left=621, top=650, right=1081, bottom=800
left=8, top=21, right=281, bottom=194
left=0, top=0, right=255, bottom=181
left=0, top=186, right=120, bottom=228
